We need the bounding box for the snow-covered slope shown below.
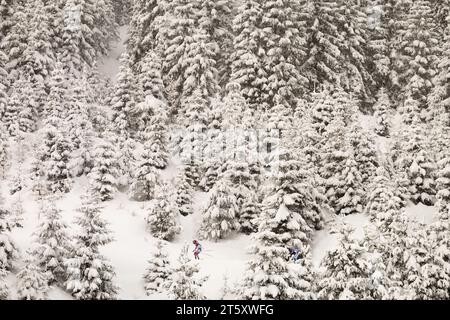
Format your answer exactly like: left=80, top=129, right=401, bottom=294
left=1, top=25, right=440, bottom=300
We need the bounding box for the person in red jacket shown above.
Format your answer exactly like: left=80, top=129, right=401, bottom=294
left=193, top=240, right=202, bottom=260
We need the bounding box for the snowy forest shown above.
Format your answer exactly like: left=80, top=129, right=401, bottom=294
left=0, top=0, right=449, bottom=300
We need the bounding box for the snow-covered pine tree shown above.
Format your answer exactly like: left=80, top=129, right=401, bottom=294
left=196, top=0, right=231, bottom=44
left=16, top=259, right=49, bottom=300
left=161, top=0, right=220, bottom=108
left=0, top=0, right=14, bottom=42
left=304, top=0, right=372, bottom=101
left=229, top=0, right=266, bottom=107
left=373, top=87, right=392, bottom=137
left=8, top=150, right=24, bottom=197
left=143, top=240, right=171, bottom=295
left=66, top=78, right=95, bottom=176
left=431, top=0, right=450, bottom=33
left=21, top=0, right=55, bottom=91
left=429, top=9, right=450, bottom=122
left=198, top=95, right=224, bottom=191
left=174, top=169, right=193, bottom=217
left=39, top=125, right=73, bottom=194
left=309, top=87, right=336, bottom=136
left=0, top=268, right=8, bottom=300
left=30, top=155, right=48, bottom=201
left=89, top=140, right=120, bottom=201
left=199, top=139, right=223, bottom=192
left=0, top=48, right=8, bottom=120
left=179, top=29, right=220, bottom=105
left=290, top=254, right=317, bottom=299
left=399, top=93, right=425, bottom=125
left=339, top=0, right=374, bottom=102
left=436, top=149, right=450, bottom=218
left=424, top=147, right=450, bottom=299
left=1, top=2, right=28, bottom=78
left=223, top=142, right=257, bottom=212
left=84, top=61, right=110, bottom=105
left=335, top=155, right=365, bottom=216
left=115, top=135, right=137, bottom=188
left=113, top=0, right=131, bottom=25
left=146, top=182, right=181, bottom=241
left=178, top=91, right=210, bottom=188
left=111, top=53, right=139, bottom=137
left=414, top=231, right=450, bottom=299
left=31, top=199, right=70, bottom=284
left=365, top=167, right=403, bottom=224
left=0, top=208, right=19, bottom=273
left=360, top=226, right=391, bottom=299
left=371, top=211, right=427, bottom=299
left=42, top=0, right=66, bottom=52
left=259, top=0, right=309, bottom=108
left=258, top=101, right=292, bottom=167
left=348, top=122, right=379, bottom=187
left=167, top=245, right=207, bottom=300
left=397, top=0, right=439, bottom=121
left=317, top=224, right=371, bottom=300
left=65, top=190, right=118, bottom=300
left=368, top=0, right=412, bottom=101
left=4, top=77, right=37, bottom=135
left=220, top=82, right=248, bottom=129
left=0, top=124, right=8, bottom=179
left=3, top=0, right=54, bottom=108
left=60, top=0, right=117, bottom=70
left=139, top=50, right=166, bottom=102
left=134, top=99, right=169, bottom=168
left=239, top=189, right=261, bottom=235
left=367, top=0, right=391, bottom=94
left=9, top=194, right=24, bottom=229
left=237, top=207, right=315, bottom=300
left=291, top=100, right=325, bottom=172
left=330, top=85, right=360, bottom=125
left=198, top=177, right=240, bottom=241
left=44, top=62, right=69, bottom=124
left=197, top=0, right=233, bottom=86
left=264, top=148, right=324, bottom=249
left=321, top=118, right=365, bottom=215
left=0, top=191, right=15, bottom=300
left=222, top=97, right=260, bottom=188
left=129, top=139, right=161, bottom=202
left=127, top=0, right=166, bottom=67
left=395, top=118, right=437, bottom=206
left=408, top=149, right=437, bottom=206
left=0, top=208, right=16, bottom=297
left=61, top=0, right=83, bottom=73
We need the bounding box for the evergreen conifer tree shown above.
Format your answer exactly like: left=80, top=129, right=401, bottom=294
left=199, top=177, right=240, bottom=241
left=143, top=240, right=171, bottom=295
left=89, top=140, right=120, bottom=201
left=31, top=199, right=70, bottom=284
left=65, top=190, right=118, bottom=300
left=146, top=183, right=181, bottom=241
left=16, top=259, right=49, bottom=300
left=167, top=245, right=206, bottom=300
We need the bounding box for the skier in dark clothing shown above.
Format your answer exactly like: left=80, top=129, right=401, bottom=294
left=193, top=240, right=202, bottom=260
left=288, top=247, right=301, bottom=262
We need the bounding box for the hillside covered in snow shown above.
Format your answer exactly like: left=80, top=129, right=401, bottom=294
left=0, top=0, right=449, bottom=300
